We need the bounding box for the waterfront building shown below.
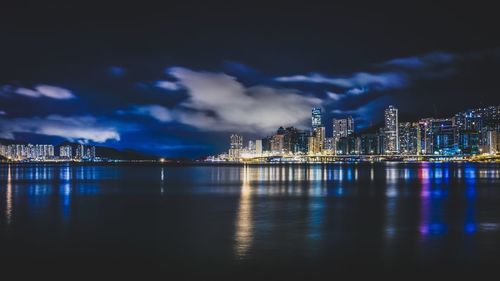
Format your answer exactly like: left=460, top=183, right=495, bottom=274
left=261, top=136, right=272, bottom=153
left=323, top=137, right=334, bottom=155
left=75, top=144, right=85, bottom=159
left=282, top=127, right=299, bottom=154
left=229, top=134, right=243, bottom=160
left=296, top=130, right=310, bottom=154
left=255, top=139, right=263, bottom=155
left=0, top=144, right=6, bottom=158
left=482, top=130, right=499, bottom=154
left=378, top=128, right=386, bottom=155
left=399, top=122, right=421, bottom=155
left=59, top=145, right=73, bottom=159
left=459, top=131, right=479, bottom=155
left=428, top=119, right=457, bottom=155
left=360, top=133, right=380, bottom=155
left=270, top=134, right=284, bottom=153
left=248, top=140, right=255, bottom=152
left=86, top=146, right=96, bottom=160
left=309, top=126, right=325, bottom=154
left=455, top=106, right=500, bottom=149
left=384, top=105, right=399, bottom=154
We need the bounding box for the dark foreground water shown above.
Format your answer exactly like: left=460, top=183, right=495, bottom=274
left=0, top=162, right=500, bottom=279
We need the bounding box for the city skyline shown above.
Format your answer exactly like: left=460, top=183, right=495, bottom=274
left=1, top=103, right=499, bottom=160
left=218, top=104, right=499, bottom=161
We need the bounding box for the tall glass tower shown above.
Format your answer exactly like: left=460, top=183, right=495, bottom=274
left=312, top=107, right=322, bottom=129
left=384, top=105, right=399, bottom=154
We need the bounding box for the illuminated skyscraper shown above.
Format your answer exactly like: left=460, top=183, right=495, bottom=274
left=312, top=107, right=322, bottom=129
left=332, top=116, right=354, bottom=139
left=75, top=144, right=85, bottom=159
left=270, top=134, right=284, bottom=153
left=398, top=122, right=421, bottom=155
left=229, top=134, right=243, bottom=160
left=255, top=140, right=263, bottom=155
left=59, top=145, right=73, bottom=159
left=384, top=105, right=399, bottom=154
left=309, top=126, right=325, bottom=154
left=428, top=118, right=457, bottom=155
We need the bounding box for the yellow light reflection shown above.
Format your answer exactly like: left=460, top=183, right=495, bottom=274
left=234, top=166, right=253, bottom=260
left=6, top=165, right=13, bottom=226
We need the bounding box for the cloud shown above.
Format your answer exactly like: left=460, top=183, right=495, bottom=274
left=155, top=80, right=181, bottom=91
left=383, top=52, right=456, bottom=69
left=34, top=85, right=75, bottom=99
left=122, top=67, right=322, bottom=133
left=119, top=105, right=173, bottom=122
left=326, top=91, right=343, bottom=101
left=275, top=72, right=407, bottom=90
left=346, top=87, right=368, bottom=95
left=0, top=115, right=120, bottom=143
left=0, top=110, right=6, bottom=115
left=7, top=85, right=76, bottom=99
left=326, top=87, right=369, bottom=102
left=275, top=51, right=463, bottom=99
left=15, top=87, right=42, bottom=98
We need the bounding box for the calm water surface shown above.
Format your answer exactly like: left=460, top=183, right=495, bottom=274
left=1, top=162, right=500, bottom=279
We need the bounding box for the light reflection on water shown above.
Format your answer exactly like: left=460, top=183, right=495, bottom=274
left=234, top=166, right=253, bottom=260
left=0, top=162, right=500, bottom=264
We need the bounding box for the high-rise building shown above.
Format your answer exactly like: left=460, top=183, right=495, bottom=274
left=282, top=127, right=299, bottom=153
left=360, top=133, right=380, bottom=155
left=255, top=140, right=263, bottom=155
left=482, top=130, right=499, bottom=154
left=418, top=119, right=432, bottom=154
left=296, top=130, right=310, bottom=154
left=85, top=146, right=96, bottom=160
left=332, top=116, right=354, bottom=139
left=59, top=145, right=73, bottom=159
left=384, top=105, right=399, bottom=154
left=270, top=134, right=284, bottom=153
left=75, top=144, right=85, bottom=159
left=261, top=136, right=272, bottom=153
left=0, top=144, right=6, bottom=157
left=248, top=140, right=255, bottom=152
left=459, top=131, right=479, bottom=155
left=309, top=126, right=325, bottom=154
left=312, top=107, right=322, bottom=129
left=335, top=136, right=357, bottom=155
left=399, top=122, right=421, bottom=155
left=455, top=106, right=500, bottom=150
left=378, top=128, right=386, bottom=154
left=429, top=118, right=457, bottom=155
left=323, top=137, right=334, bottom=154
left=229, top=134, right=243, bottom=160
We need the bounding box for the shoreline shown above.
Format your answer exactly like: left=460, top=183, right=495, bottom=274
left=1, top=159, right=499, bottom=166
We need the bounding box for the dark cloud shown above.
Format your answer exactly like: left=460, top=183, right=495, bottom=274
left=0, top=115, right=120, bottom=143
left=1, top=84, right=75, bottom=99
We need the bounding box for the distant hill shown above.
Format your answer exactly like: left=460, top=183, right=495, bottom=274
left=56, top=141, right=158, bottom=160
left=94, top=146, right=158, bottom=160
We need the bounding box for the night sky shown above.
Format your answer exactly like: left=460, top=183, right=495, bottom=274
left=1, top=1, right=499, bottom=157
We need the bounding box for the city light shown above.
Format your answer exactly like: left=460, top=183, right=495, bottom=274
left=211, top=105, right=499, bottom=163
